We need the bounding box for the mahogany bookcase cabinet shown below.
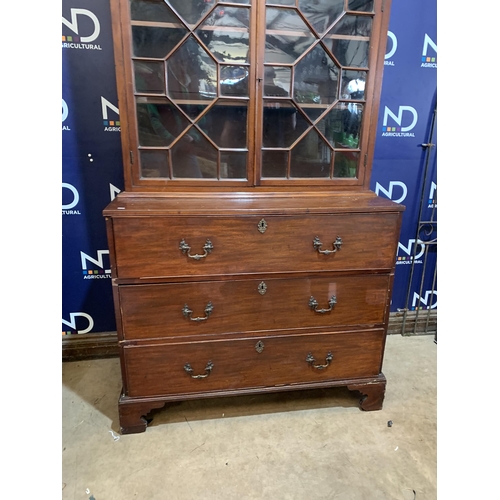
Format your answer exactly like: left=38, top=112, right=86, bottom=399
left=103, top=0, right=404, bottom=434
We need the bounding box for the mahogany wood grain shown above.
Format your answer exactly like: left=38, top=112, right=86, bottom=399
left=118, top=274, right=390, bottom=340
left=118, top=397, right=167, bottom=434
left=111, top=213, right=400, bottom=279
left=122, top=329, right=385, bottom=398
left=347, top=376, right=387, bottom=411
left=103, top=190, right=405, bottom=215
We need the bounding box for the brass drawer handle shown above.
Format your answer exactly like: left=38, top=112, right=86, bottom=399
left=184, top=361, right=214, bottom=379
left=313, top=235, right=342, bottom=255
left=182, top=302, right=214, bottom=322
left=179, top=238, right=213, bottom=260
left=306, top=352, right=333, bottom=370
left=309, top=295, right=337, bottom=314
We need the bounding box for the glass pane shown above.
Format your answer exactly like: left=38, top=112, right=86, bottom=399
left=140, top=150, right=170, bottom=178
left=220, top=66, right=249, bottom=96
left=201, top=100, right=248, bottom=148
left=293, top=43, right=339, bottom=120
left=166, top=0, right=212, bottom=26
left=317, top=102, right=364, bottom=148
left=330, top=14, right=372, bottom=37
left=334, top=150, right=359, bottom=177
left=171, top=127, right=217, bottom=178
left=132, top=25, right=187, bottom=58
left=327, top=15, right=372, bottom=67
left=134, top=61, right=165, bottom=94
left=290, top=129, right=331, bottom=178
left=264, top=66, right=291, bottom=96
left=167, top=37, right=217, bottom=106
left=348, top=0, right=374, bottom=12
left=262, top=150, right=288, bottom=178
left=221, top=151, right=247, bottom=179
left=197, top=7, right=250, bottom=64
left=266, top=0, right=295, bottom=5
left=263, top=100, right=309, bottom=148
left=136, top=98, right=190, bottom=147
left=265, top=8, right=316, bottom=64
left=131, top=0, right=182, bottom=23
left=341, top=70, right=367, bottom=99
left=298, top=0, right=344, bottom=35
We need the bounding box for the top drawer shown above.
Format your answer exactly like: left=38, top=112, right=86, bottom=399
left=111, top=213, right=400, bottom=279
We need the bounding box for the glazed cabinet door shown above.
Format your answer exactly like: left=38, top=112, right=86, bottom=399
left=111, top=0, right=389, bottom=190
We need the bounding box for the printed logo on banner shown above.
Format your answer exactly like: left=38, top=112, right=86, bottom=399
left=110, top=184, right=121, bottom=201
left=374, top=181, right=407, bottom=203
left=102, top=97, right=120, bottom=132
left=381, top=106, right=418, bottom=137
left=412, top=290, right=437, bottom=310
left=62, top=8, right=102, bottom=50
left=62, top=99, right=70, bottom=131
left=397, top=239, right=425, bottom=265
left=62, top=312, right=94, bottom=335
left=62, top=183, right=81, bottom=215
left=428, top=181, right=437, bottom=208
left=385, top=31, right=397, bottom=66
left=81, top=250, right=111, bottom=279
left=421, top=34, right=437, bottom=68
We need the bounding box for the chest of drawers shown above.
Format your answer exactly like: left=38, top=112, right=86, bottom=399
left=104, top=191, right=403, bottom=434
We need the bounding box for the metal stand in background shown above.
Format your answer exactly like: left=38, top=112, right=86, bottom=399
left=398, top=106, right=437, bottom=340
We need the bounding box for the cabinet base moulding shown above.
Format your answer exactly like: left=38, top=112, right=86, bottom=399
left=118, top=373, right=387, bottom=434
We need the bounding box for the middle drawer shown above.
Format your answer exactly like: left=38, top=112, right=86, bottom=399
left=119, top=274, right=390, bottom=340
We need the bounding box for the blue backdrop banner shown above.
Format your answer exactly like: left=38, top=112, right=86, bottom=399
left=62, top=0, right=437, bottom=334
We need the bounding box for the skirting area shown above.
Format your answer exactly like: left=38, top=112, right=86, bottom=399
left=62, top=334, right=436, bottom=499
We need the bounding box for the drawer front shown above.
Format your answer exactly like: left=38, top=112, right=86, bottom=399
left=112, top=214, right=399, bottom=279
left=119, top=275, right=390, bottom=340
left=123, top=329, right=385, bottom=397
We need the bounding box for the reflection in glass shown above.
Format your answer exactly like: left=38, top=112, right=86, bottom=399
left=266, top=0, right=295, bottom=5
left=140, top=149, right=170, bottom=178
left=263, top=101, right=309, bottom=148
left=171, top=127, right=217, bottom=178
left=348, top=0, right=374, bottom=12
left=262, top=150, right=288, bottom=178
left=298, top=0, right=344, bottom=35
left=220, top=66, right=249, bottom=96
left=265, top=8, right=315, bottom=64
left=341, top=70, right=367, bottom=99
left=330, top=14, right=372, bottom=37
left=264, top=66, right=290, bottom=96
left=166, top=0, right=212, bottom=26
left=134, top=61, right=166, bottom=94
left=334, top=150, right=359, bottom=178
left=132, top=25, right=187, bottom=58
left=197, top=7, right=250, bottom=64
left=290, top=129, right=331, bottom=178
left=202, top=100, right=248, bottom=148
left=294, top=43, right=339, bottom=121
left=167, top=37, right=217, bottom=107
left=131, top=0, right=182, bottom=23
left=136, top=99, right=190, bottom=147
left=318, top=102, right=364, bottom=148
left=327, top=15, right=372, bottom=67
left=221, top=151, right=247, bottom=179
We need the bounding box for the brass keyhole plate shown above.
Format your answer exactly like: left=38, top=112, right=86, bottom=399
left=255, top=341, right=265, bottom=353
left=257, top=219, right=267, bottom=233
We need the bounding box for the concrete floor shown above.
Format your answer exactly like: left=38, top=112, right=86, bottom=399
left=62, top=334, right=436, bottom=500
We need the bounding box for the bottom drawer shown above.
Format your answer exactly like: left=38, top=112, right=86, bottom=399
left=122, top=329, right=385, bottom=398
